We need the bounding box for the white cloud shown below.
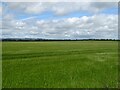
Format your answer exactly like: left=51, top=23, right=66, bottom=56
left=6, top=2, right=117, bottom=15
left=3, top=14, right=14, bottom=20
left=25, top=3, right=46, bottom=14
left=2, top=14, right=118, bottom=39
left=2, top=2, right=118, bottom=39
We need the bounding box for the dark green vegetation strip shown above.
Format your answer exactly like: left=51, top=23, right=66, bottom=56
left=2, top=41, right=118, bottom=88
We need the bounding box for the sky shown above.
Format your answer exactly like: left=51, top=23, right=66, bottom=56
left=1, top=2, right=118, bottom=39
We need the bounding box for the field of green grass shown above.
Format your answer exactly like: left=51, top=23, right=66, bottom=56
left=2, top=41, right=118, bottom=88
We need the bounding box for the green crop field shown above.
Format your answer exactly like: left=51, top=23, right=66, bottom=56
left=2, top=41, right=118, bottom=88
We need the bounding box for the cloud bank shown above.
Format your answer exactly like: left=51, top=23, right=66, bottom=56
left=2, top=2, right=118, bottom=39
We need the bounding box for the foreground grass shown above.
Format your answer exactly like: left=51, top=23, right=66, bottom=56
left=2, top=41, right=118, bottom=88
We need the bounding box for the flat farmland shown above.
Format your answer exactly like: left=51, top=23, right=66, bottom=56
left=2, top=41, right=118, bottom=88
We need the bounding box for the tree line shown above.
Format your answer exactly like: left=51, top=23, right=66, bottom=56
left=2, top=38, right=120, bottom=41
